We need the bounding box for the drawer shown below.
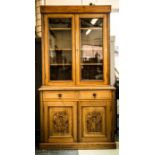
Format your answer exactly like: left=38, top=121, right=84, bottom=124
left=79, top=91, right=112, bottom=99
left=43, top=91, right=77, bottom=100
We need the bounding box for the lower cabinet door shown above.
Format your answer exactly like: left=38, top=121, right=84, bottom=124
left=78, top=101, right=112, bottom=142
left=44, top=101, right=77, bottom=143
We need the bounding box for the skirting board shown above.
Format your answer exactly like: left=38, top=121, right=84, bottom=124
left=39, top=142, right=116, bottom=150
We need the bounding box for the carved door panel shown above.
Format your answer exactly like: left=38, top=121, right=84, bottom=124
left=78, top=101, right=112, bottom=142
left=44, top=102, right=77, bottom=143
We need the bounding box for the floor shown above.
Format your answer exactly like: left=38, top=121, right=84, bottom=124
left=36, top=142, right=119, bottom=155
left=79, top=149, right=119, bottom=155
left=35, top=150, right=78, bottom=155
left=36, top=149, right=119, bottom=155
left=36, top=141, right=119, bottom=155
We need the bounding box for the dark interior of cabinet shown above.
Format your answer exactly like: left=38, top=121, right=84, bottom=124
left=35, top=37, right=42, bottom=147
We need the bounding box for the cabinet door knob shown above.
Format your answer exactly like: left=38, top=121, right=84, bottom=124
left=58, top=94, right=62, bottom=98
left=93, top=93, right=97, bottom=98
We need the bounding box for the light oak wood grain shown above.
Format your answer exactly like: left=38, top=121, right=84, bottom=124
left=40, top=6, right=111, bottom=14
left=39, top=142, right=116, bottom=149
left=39, top=5, right=115, bottom=149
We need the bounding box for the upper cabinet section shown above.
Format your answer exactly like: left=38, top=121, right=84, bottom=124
left=41, top=6, right=111, bottom=86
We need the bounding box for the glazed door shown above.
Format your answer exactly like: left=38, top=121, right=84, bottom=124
left=44, top=14, right=76, bottom=86
left=78, top=101, right=112, bottom=142
left=44, top=101, right=77, bottom=143
left=75, top=14, right=110, bottom=85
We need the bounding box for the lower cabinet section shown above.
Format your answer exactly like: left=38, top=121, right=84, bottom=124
left=40, top=89, right=116, bottom=149
left=44, top=102, right=77, bottom=143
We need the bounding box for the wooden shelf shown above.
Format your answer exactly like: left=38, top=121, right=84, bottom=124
left=81, top=46, right=103, bottom=49
left=49, top=28, right=71, bottom=30
left=81, top=63, right=103, bottom=65
left=81, top=49, right=103, bottom=51
left=49, top=48, right=72, bottom=51
left=39, top=86, right=116, bottom=91
left=80, top=27, right=102, bottom=30
left=50, top=64, right=71, bottom=66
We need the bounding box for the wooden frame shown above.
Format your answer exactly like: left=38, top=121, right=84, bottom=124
left=40, top=6, right=111, bottom=14
left=39, top=6, right=115, bottom=150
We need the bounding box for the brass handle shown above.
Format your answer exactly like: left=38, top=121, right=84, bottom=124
left=58, top=94, right=62, bottom=98
left=93, top=93, right=97, bottom=98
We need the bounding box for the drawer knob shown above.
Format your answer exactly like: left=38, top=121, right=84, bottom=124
left=58, top=94, right=62, bottom=98
left=93, top=93, right=97, bottom=98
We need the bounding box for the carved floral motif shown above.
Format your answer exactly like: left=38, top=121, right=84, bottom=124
left=53, top=111, right=69, bottom=134
left=86, top=111, right=102, bottom=132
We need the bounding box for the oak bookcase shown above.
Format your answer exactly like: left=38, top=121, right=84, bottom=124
left=39, top=5, right=116, bottom=149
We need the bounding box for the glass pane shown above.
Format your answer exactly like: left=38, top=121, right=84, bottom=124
left=50, top=66, right=72, bottom=80
left=81, top=45, right=103, bottom=63
left=49, top=18, right=71, bottom=28
left=48, top=18, right=72, bottom=81
left=81, top=18, right=103, bottom=28
left=49, top=30, right=71, bottom=50
left=80, top=18, right=103, bottom=80
left=81, top=65, right=103, bottom=80
left=50, top=50, right=72, bottom=64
